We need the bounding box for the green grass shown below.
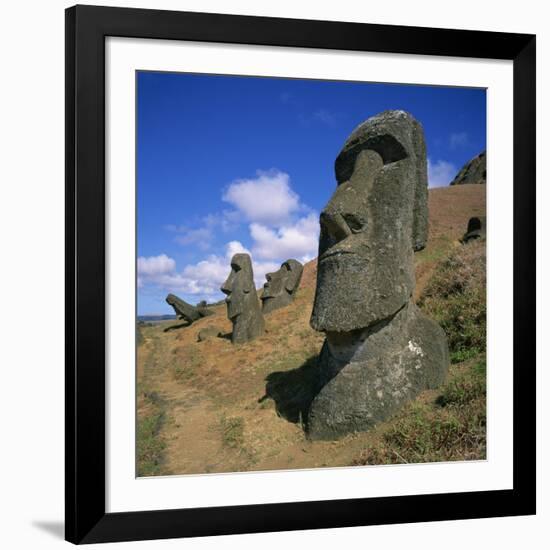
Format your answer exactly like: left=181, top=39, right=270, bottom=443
left=449, top=347, right=481, bottom=364
left=219, top=415, right=245, bottom=449
left=438, top=358, right=486, bottom=407
left=415, top=235, right=454, bottom=264
left=137, top=391, right=167, bottom=476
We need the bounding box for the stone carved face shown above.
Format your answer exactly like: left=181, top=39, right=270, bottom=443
left=310, top=111, right=428, bottom=333
left=220, top=253, right=255, bottom=319
left=261, top=259, right=303, bottom=313
left=166, top=293, right=178, bottom=307
left=165, top=293, right=199, bottom=321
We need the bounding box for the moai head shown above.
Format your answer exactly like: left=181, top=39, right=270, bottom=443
left=221, top=253, right=265, bottom=343
left=310, top=111, right=429, bottom=333
left=261, top=259, right=304, bottom=313
left=166, top=293, right=201, bottom=323
left=462, top=216, right=486, bottom=243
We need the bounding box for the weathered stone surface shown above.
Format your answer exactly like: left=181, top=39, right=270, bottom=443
left=308, top=110, right=449, bottom=440
left=450, top=151, right=486, bottom=186
left=197, top=326, right=223, bottom=342
left=308, top=303, right=448, bottom=439
left=165, top=294, right=214, bottom=325
left=461, top=216, right=486, bottom=243
left=221, top=253, right=265, bottom=344
left=311, top=110, right=428, bottom=333
left=261, top=259, right=304, bottom=314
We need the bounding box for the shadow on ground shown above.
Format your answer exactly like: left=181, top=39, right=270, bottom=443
left=163, top=321, right=191, bottom=332
left=261, top=355, right=320, bottom=426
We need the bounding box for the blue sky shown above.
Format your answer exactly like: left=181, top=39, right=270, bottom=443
left=137, top=71, right=486, bottom=315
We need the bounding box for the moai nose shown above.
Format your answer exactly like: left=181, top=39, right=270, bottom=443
left=320, top=211, right=353, bottom=245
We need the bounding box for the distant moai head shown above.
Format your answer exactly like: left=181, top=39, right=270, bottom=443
left=310, top=110, right=429, bottom=333
left=221, top=254, right=255, bottom=319
left=462, top=216, right=486, bottom=243
left=165, top=293, right=201, bottom=323
left=261, top=259, right=304, bottom=313
left=221, top=253, right=265, bottom=343
left=166, top=293, right=178, bottom=307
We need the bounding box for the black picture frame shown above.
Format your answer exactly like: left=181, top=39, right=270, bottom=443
left=65, top=4, right=536, bottom=544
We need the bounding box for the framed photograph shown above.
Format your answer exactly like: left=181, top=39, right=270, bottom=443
left=65, top=5, right=536, bottom=544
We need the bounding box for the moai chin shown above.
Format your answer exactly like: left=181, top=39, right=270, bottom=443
left=261, top=259, right=304, bottom=314
left=308, top=110, right=449, bottom=440
left=221, top=253, right=265, bottom=344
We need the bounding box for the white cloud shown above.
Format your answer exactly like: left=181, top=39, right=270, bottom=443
left=427, top=158, right=457, bottom=188
left=137, top=254, right=176, bottom=276
left=174, top=227, right=213, bottom=250
left=449, top=131, right=469, bottom=149
left=222, top=170, right=301, bottom=225
left=137, top=242, right=280, bottom=300
left=226, top=240, right=251, bottom=257
left=142, top=171, right=320, bottom=302
left=250, top=212, right=319, bottom=263
left=204, top=211, right=240, bottom=233
left=168, top=210, right=240, bottom=251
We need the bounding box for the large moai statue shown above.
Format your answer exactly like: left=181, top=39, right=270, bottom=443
left=261, top=259, right=304, bottom=314
left=308, top=110, right=449, bottom=440
left=166, top=293, right=214, bottom=325
left=221, top=253, right=265, bottom=344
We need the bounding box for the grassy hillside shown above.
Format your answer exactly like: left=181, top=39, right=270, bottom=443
left=137, top=184, right=486, bottom=476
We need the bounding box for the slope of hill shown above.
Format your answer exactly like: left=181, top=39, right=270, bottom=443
left=137, top=184, right=486, bottom=476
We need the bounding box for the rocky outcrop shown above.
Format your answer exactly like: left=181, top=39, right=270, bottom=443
left=450, top=151, right=486, bottom=186
left=308, top=110, right=449, bottom=440
left=261, top=259, right=304, bottom=314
